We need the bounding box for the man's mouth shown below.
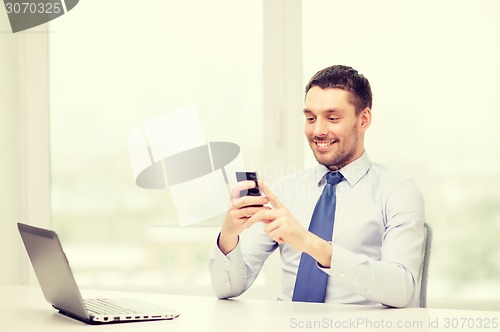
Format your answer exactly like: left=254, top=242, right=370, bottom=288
left=317, top=141, right=332, bottom=147
left=313, top=140, right=336, bottom=150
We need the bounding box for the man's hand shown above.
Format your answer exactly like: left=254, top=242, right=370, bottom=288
left=246, top=183, right=333, bottom=267
left=218, top=180, right=270, bottom=255
left=245, top=182, right=311, bottom=251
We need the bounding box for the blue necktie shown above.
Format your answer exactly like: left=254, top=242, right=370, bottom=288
left=292, top=171, right=344, bottom=303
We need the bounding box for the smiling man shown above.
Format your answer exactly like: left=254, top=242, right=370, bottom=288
left=303, top=85, right=369, bottom=171
left=209, top=65, right=426, bottom=308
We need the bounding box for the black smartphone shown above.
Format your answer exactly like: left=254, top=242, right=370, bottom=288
left=235, top=171, right=261, bottom=197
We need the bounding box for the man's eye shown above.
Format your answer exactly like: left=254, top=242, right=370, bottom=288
left=306, top=117, right=315, bottom=122
left=328, top=117, right=339, bottom=121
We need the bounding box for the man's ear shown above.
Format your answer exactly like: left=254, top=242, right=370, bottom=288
left=359, top=108, right=372, bottom=130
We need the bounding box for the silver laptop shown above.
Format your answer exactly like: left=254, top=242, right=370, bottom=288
left=17, top=222, right=180, bottom=324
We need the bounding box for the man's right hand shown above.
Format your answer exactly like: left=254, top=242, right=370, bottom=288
left=218, top=180, right=270, bottom=255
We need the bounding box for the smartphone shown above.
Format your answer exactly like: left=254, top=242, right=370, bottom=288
left=235, top=171, right=261, bottom=197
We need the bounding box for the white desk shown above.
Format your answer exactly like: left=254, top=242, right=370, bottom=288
left=1, top=285, right=499, bottom=331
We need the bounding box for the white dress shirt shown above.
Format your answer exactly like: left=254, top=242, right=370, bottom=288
left=209, top=151, right=426, bottom=307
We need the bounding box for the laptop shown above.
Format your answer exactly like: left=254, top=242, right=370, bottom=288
left=17, top=222, right=180, bottom=324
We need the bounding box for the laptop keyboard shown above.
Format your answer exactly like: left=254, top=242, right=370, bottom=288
left=84, top=299, right=140, bottom=315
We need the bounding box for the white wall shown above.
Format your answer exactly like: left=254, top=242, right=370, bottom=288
left=0, top=12, right=50, bottom=287
left=0, top=12, right=23, bottom=286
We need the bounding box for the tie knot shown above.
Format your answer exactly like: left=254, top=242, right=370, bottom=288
left=326, top=172, right=343, bottom=186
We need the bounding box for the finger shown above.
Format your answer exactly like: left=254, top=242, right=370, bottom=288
left=267, top=228, right=285, bottom=244
left=227, top=208, right=249, bottom=223
left=236, top=205, right=271, bottom=220
left=263, top=219, right=281, bottom=234
left=246, top=209, right=278, bottom=227
left=231, top=180, right=257, bottom=200
left=233, top=195, right=269, bottom=209
left=258, top=182, right=284, bottom=209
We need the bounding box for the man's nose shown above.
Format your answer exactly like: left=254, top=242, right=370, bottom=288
left=313, top=118, right=328, bottom=136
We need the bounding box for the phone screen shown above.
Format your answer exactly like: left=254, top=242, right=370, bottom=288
left=235, top=171, right=261, bottom=197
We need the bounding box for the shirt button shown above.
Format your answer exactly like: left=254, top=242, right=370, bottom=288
left=339, top=273, right=345, bottom=278
left=366, top=289, right=371, bottom=294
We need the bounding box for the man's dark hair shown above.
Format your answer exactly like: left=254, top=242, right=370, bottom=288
left=305, top=65, right=373, bottom=113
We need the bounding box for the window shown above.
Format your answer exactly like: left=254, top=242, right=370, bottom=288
left=49, top=0, right=266, bottom=295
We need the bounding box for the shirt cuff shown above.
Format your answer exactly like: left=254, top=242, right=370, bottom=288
left=212, top=232, right=242, bottom=263
left=317, top=243, right=369, bottom=282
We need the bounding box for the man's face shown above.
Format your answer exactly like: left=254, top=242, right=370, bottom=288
left=304, top=86, right=371, bottom=170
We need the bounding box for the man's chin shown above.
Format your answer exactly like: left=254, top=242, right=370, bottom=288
left=312, top=152, right=348, bottom=170
left=313, top=152, right=335, bottom=167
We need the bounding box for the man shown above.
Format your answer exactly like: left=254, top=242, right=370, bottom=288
left=209, top=65, right=426, bottom=308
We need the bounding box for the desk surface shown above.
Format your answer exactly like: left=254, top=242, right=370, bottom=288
left=1, top=285, right=499, bottom=331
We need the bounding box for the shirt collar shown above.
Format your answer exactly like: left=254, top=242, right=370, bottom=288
left=314, top=150, right=372, bottom=187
